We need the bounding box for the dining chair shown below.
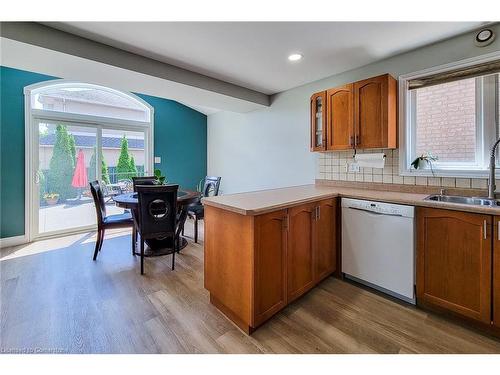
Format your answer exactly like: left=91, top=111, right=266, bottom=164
left=89, top=180, right=136, bottom=261
left=132, top=176, right=158, bottom=191
left=187, top=176, right=221, bottom=243
left=136, top=184, right=179, bottom=274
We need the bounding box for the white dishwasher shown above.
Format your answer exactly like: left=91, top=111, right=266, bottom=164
left=341, top=198, right=415, bottom=304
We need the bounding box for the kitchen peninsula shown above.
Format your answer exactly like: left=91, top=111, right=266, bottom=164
left=203, top=184, right=500, bottom=334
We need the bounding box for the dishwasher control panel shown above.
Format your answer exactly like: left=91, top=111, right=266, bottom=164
left=341, top=198, right=414, bottom=218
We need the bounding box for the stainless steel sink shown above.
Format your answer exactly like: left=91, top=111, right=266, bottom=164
left=424, top=194, right=499, bottom=206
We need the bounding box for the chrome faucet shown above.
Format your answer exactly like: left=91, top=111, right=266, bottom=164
left=488, top=138, right=500, bottom=199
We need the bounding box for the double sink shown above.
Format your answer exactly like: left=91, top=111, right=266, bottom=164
left=425, top=194, right=500, bottom=207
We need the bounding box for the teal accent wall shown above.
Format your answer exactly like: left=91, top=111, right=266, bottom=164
left=0, top=66, right=207, bottom=239
left=136, top=93, right=207, bottom=191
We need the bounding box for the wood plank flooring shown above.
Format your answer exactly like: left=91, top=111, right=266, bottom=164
left=1, top=221, right=500, bottom=353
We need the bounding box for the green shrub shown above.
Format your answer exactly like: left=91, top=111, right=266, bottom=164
left=116, top=135, right=131, bottom=180
left=47, top=125, right=75, bottom=200
left=129, top=156, right=137, bottom=178
left=88, top=146, right=110, bottom=184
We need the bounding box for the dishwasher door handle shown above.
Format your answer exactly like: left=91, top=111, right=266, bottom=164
left=347, top=206, right=403, bottom=218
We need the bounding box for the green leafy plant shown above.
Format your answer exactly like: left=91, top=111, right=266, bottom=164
left=154, top=169, right=166, bottom=185
left=411, top=152, right=438, bottom=170
left=196, top=178, right=204, bottom=193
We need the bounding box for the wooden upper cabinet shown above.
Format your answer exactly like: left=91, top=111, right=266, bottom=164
left=314, top=199, right=337, bottom=282
left=494, top=216, right=500, bottom=327
left=287, top=203, right=316, bottom=302
left=310, top=73, right=397, bottom=152
left=353, top=74, right=397, bottom=149
left=326, top=84, right=354, bottom=150
left=254, top=209, right=287, bottom=325
left=416, top=208, right=492, bottom=324
left=310, top=91, right=327, bottom=151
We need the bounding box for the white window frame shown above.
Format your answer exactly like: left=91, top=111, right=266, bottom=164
left=399, top=51, right=500, bottom=179
left=24, top=80, right=154, bottom=241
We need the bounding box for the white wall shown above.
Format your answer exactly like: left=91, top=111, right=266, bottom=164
left=208, top=87, right=316, bottom=193
left=208, top=24, right=500, bottom=194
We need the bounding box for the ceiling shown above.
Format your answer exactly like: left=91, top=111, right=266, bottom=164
left=46, top=22, right=485, bottom=95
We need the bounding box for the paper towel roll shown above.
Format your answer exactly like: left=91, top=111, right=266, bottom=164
left=354, top=153, right=385, bottom=168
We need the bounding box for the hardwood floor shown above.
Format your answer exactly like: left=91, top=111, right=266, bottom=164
left=1, top=221, right=500, bottom=353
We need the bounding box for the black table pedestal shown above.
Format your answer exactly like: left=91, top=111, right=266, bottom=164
left=134, top=236, right=189, bottom=257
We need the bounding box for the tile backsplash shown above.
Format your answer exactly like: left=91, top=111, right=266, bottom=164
left=316, top=149, right=489, bottom=189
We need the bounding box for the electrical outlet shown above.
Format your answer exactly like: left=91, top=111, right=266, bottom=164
left=154, top=156, right=161, bottom=163
left=348, top=162, right=360, bottom=173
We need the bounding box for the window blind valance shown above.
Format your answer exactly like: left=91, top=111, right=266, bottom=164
left=408, top=60, right=500, bottom=90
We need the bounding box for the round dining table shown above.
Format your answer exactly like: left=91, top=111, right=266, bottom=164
left=113, top=190, right=201, bottom=256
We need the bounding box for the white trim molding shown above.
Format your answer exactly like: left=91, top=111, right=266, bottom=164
left=0, top=235, right=28, bottom=249
left=398, top=50, right=500, bottom=179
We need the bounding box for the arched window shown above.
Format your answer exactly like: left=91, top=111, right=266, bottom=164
left=25, top=81, right=154, bottom=239
left=30, top=82, right=152, bottom=122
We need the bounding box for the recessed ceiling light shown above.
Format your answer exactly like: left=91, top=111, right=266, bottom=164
left=288, top=53, right=303, bottom=62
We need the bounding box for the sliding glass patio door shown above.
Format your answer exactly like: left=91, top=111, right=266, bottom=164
left=32, top=119, right=150, bottom=238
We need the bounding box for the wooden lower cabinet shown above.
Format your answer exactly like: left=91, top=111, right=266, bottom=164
left=315, top=199, right=337, bottom=282
left=205, top=199, right=338, bottom=333
left=494, top=216, right=500, bottom=328
left=287, top=203, right=316, bottom=302
left=254, top=210, right=287, bottom=326
left=416, top=208, right=492, bottom=324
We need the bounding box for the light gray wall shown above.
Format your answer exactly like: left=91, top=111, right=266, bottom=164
left=208, top=24, right=500, bottom=194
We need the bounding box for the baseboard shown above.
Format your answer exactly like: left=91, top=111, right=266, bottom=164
left=0, top=235, right=28, bottom=248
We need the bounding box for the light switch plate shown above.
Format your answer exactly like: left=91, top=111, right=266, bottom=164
left=154, top=156, right=161, bottom=163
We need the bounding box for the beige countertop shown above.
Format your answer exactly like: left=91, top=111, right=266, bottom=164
left=202, top=184, right=500, bottom=216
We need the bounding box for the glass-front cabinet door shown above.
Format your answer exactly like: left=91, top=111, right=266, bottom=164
left=310, top=91, right=327, bottom=151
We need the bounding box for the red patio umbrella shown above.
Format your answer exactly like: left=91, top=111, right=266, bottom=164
left=72, top=149, right=88, bottom=189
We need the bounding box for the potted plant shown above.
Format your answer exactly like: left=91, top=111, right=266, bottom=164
left=154, top=169, right=167, bottom=185
left=44, top=192, right=60, bottom=205
left=411, top=152, right=438, bottom=171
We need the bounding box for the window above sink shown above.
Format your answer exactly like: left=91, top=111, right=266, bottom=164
left=399, top=52, right=500, bottom=178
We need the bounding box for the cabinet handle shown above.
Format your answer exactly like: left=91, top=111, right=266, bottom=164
left=498, top=220, right=500, bottom=241
left=349, top=136, right=354, bottom=147
left=484, top=220, right=487, bottom=240
left=317, top=206, right=321, bottom=220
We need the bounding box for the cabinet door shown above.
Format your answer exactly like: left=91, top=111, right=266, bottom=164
left=353, top=74, right=396, bottom=149
left=494, top=217, right=500, bottom=327
left=310, top=91, right=327, bottom=151
left=287, top=203, right=316, bottom=302
left=254, top=209, right=287, bottom=325
left=326, top=84, right=354, bottom=150
left=416, top=208, right=491, bottom=323
left=314, top=199, right=337, bottom=282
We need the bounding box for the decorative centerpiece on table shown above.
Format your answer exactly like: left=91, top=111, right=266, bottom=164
left=411, top=152, right=438, bottom=175
left=154, top=169, right=167, bottom=185
left=43, top=193, right=60, bottom=205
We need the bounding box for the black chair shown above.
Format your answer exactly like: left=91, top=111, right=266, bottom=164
left=132, top=176, right=158, bottom=191
left=187, top=176, right=221, bottom=243
left=89, top=180, right=135, bottom=261
left=136, top=184, right=179, bottom=274
left=132, top=176, right=162, bottom=237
